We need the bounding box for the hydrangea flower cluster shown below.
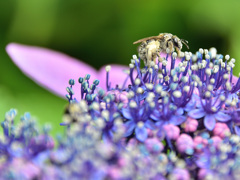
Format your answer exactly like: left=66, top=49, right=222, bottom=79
left=3, top=44, right=240, bottom=179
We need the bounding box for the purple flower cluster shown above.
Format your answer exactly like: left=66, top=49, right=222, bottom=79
left=3, top=44, right=240, bottom=179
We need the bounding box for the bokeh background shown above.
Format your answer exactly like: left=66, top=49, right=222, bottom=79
left=0, top=0, right=240, bottom=135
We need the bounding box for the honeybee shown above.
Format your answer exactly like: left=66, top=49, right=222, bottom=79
left=133, top=33, right=189, bottom=67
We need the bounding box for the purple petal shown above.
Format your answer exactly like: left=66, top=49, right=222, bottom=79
left=204, top=114, right=216, bottom=131
left=123, top=120, right=135, bottom=137
left=150, top=109, right=161, bottom=121
left=188, top=108, right=206, bottom=119
left=122, top=108, right=132, bottom=119
left=156, top=129, right=165, bottom=139
left=175, top=108, right=184, bottom=115
left=234, top=126, right=240, bottom=136
left=184, top=100, right=196, bottom=112
left=145, top=120, right=156, bottom=130
left=214, top=111, right=231, bottom=122
left=6, top=43, right=98, bottom=100
left=169, top=115, right=186, bottom=125
left=156, top=121, right=165, bottom=128
left=102, top=131, right=113, bottom=143
left=135, top=126, right=148, bottom=142
left=150, top=114, right=159, bottom=121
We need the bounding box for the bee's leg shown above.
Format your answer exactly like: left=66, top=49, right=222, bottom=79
left=146, top=49, right=153, bottom=68
left=153, top=54, right=158, bottom=66
left=176, top=48, right=182, bottom=57
left=157, top=53, right=163, bottom=63
left=143, top=58, right=148, bottom=67
left=168, top=41, right=174, bottom=53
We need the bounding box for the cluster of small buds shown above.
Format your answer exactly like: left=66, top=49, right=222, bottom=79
left=66, top=74, right=100, bottom=103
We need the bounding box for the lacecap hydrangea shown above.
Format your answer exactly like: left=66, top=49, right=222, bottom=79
left=2, top=45, right=240, bottom=179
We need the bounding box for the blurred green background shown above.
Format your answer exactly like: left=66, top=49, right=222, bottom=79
left=0, top=0, right=240, bottom=135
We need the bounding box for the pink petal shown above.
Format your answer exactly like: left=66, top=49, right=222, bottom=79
left=144, top=138, right=164, bottom=153
left=193, top=136, right=208, bottom=152
left=163, top=124, right=180, bottom=140
left=232, top=74, right=239, bottom=84
left=213, top=122, right=230, bottom=138
left=6, top=43, right=99, bottom=100
left=184, top=117, right=198, bottom=132
left=176, top=134, right=194, bottom=153
left=211, top=136, right=222, bottom=148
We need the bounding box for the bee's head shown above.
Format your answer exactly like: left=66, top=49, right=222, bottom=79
left=172, top=36, right=189, bottom=50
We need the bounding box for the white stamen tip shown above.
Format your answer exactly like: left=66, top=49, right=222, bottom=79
left=209, top=47, right=217, bottom=59
left=129, top=100, right=137, bottom=108
left=199, top=48, right=204, bottom=54
left=172, top=52, right=177, bottom=58
left=105, top=65, right=111, bottom=72
left=137, top=121, right=144, bottom=128
left=225, top=55, right=230, bottom=61
left=129, top=63, right=134, bottom=68
left=134, top=78, right=141, bottom=86
left=132, top=55, right=138, bottom=59
left=205, top=54, right=210, bottom=60
left=173, top=90, right=182, bottom=98
left=185, top=55, right=190, bottom=61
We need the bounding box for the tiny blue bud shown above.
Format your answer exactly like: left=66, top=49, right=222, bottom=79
left=70, top=99, right=76, bottom=104
left=86, top=88, right=91, bottom=94
left=197, top=52, right=202, bottom=59
left=1, top=121, right=5, bottom=128
left=201, top=132, right=210, bottom=139
left=69, top=79, right=75, bottom=86
left=218, top=54, right=223, bottom=59
left=107, top=94, right=115, bottom=101
left=175, top=67, right=180, bottom=73
left=171, top=70, right=176, bottom=76
left=24, top=112, right=31, bottom=120
left=66, top=87, right=74, bottom=95
left=170, top=83, right=178, bottom=90
left=86, top=94, right=93, bottom=101
left=66, top=94, right=71, bottom=100
left=232, top=146, right=237, bottom=153
left=185, top=148, right=194, bottom=155
left=153, top=144, right=160, bottom=152
left=82, top=82, right=88, bottom=90
left=85, top=74, right=91, bottom=80
left=214, top=59, right=219, bottom=65
left=56, top=134, right=63, bottom=141
left=10, top=109, right=17, bottom=116
left=93, top=79, right=100, bottom=86
left=98, top=89, right=105, bottom=97
left=196, top=144, right=203, bottom=150
left=78, top=77, right=84, bottom=83
left=10, top=126, right=16, bottom=136
left=43, top=124, right=52, bottom=133
left=90, top=84, right=96, bottom=90
left=208, top=139, right=213, bottom=144
left=91, top=94, right=97, bottom=100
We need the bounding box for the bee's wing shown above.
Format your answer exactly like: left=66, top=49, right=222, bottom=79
left=133, top=36, right=161, bottom=44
